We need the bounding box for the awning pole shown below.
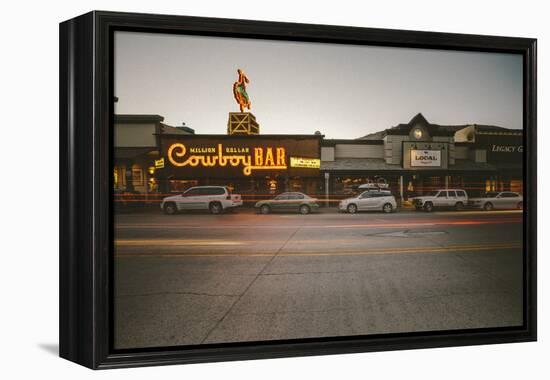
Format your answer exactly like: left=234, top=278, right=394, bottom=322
left=324, top=172, right=330, bottom=207
left=399, top=175, right=404, bottom=202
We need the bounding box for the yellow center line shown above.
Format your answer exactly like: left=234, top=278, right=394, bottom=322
left=114, top=239, right=521, bottom=248
left=115, top=239, right=244, bottom=246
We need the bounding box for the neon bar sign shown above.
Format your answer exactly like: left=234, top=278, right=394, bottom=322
left=167, top=143, right=287, bottom=176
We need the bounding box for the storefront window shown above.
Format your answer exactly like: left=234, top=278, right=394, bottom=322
left=168, top=180, right=199, bottom=193
left=131, top=166, right=144, bottom=186
left=113, top=166, right=119, bottom=188
left=510, top=180, right=523, bottom=194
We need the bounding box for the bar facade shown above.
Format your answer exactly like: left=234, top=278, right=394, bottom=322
left=114, top=112, right=523, bottom=207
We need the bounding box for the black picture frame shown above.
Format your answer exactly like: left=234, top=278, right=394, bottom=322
left=59, top=11, right=537, bottom=369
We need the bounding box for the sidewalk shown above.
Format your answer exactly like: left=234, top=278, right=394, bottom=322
left=114, top=202, right=418, bottom=215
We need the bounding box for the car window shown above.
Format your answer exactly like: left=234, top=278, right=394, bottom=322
left=185, top=188, right=200, bottom=195
left=437, top=191, right=447, bottom=197
left=501, top=192, right=518, bottom=198
left=294, top=193, right=305, bottom=199
left=210, top=187, right=225, bottom=195
left=448, top=191, right=457, bottom=197
left=275, top=194, right=289, bottom=200
left=359, top=192, right=371, bottom=198
left=458, top=191, right=467, bottom=197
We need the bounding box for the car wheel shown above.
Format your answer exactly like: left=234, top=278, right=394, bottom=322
left=209, top=202, right=223, bottom=214
left=347, top=204, right=358, bottom=214
left=260, top=205, right=270, bottom=214
left=455, top=202, right=464, bottom=211
left=424, top=202, right=434, bottom=212
left=163, top=202, right=177, bottom=215
left=483, top=202, right=493, bottom=211
left=382, top=203, right=393, bottom=213
left=517, top=201, right=523, bottom=209
left=299, top=204, right=311, bottom=215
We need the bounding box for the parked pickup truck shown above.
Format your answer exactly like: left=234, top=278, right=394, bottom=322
left=411, top=189, right=468, bottom=212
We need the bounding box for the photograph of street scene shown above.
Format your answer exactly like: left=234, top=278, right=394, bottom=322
left=113, top=32, right=524, bottom=349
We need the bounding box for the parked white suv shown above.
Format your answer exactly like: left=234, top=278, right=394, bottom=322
left=161, top=186, right=243, bottom=215
left=339, top=191, right=397, bottom=213
left=412, top=189, right=468, bottom=212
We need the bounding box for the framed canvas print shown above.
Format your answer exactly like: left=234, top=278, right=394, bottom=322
left=59, top=11, right=537, bottom=369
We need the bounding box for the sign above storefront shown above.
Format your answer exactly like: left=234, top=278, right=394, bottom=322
left=491, top=144, right=523, bottom=153
left=290, top=157, right=321, bottom=169
left=154, top=158, right=165, bottom=169
left=410, top=150, right=441, bottom=167
left=167, top=142, right=287, bottom=176
left=159, top=135, right=321, bottom=179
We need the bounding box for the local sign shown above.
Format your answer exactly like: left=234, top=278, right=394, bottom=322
left=290, top=157, right=321, bottom=169
left=410, top=150, right=441, bottom=167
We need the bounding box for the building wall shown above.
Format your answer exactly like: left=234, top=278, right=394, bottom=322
left=470, top=149, right=487, bottom=163
left=455, top=146, right=469, bottom=159
left=334, top=144, right=384, bottom=159
left=115, top=123, right=157, bottom=147
left=321, top=147, right=335, bottom=161
left=383, top=135, right=407, bottom=164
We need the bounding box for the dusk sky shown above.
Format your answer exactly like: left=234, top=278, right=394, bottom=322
left=114, top=31, right=523, bottom=139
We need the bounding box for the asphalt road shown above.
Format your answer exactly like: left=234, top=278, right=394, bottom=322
left=113, top=208, right=524, bottom=349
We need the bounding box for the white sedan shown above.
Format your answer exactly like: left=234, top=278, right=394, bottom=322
left=468, top=191, right=523, bottom=211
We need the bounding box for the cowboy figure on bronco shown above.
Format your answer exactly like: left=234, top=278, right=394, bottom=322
left=233, top=68, right=251, bottom=112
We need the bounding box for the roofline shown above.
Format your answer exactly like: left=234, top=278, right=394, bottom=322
left=322, top=139, right=384, bottom=146
left=115, top=114, right=165, bottom=123
left=475, top=130, right=523, bottom=136
left=157, top=133, right=325, bottom=139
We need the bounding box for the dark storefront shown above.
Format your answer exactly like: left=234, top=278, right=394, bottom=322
left=320, top=114, right=524, bottom=203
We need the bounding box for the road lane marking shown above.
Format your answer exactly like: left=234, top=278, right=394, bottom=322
left=114, top=242, right=522, bottom=257
left=115, top=239, right=244, bottom=246
left=114, top=239, right=520, bottom=247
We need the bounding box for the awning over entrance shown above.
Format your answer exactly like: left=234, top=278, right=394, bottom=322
left=321, top=158, right=403, bottom=172
left=321, top=158, right=500, bottom=173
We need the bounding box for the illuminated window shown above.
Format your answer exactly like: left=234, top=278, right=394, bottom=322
left=510, top=180, right=523, bottom=194
left=113, top=167, right=119, bottom=187
left=132, top=167, right=144, bottom=186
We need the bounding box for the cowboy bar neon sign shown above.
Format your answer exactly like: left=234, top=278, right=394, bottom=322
left=167, top=143, right=287, bottom=176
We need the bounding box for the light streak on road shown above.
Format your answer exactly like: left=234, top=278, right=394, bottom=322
left=115, top=217, right=522, bottom=230
left=114, top=241, right=521, bottom=258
